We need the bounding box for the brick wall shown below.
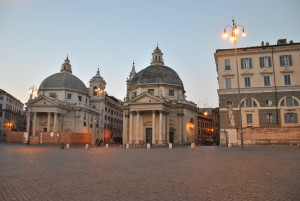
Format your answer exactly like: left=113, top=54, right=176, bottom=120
left=237, top=127, right=300, bottom=145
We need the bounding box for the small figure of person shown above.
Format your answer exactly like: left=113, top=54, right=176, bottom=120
left=95, top=138, right=99, bottom=147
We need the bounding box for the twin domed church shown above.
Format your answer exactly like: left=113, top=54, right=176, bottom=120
left=26, top=46, right=198, bottom=145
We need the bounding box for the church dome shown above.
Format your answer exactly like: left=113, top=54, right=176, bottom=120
left=39, top=72, right=87, bottom=94
left=130, top=65, right=184, bottom=90
left=39, top=57, right=87, bottom=94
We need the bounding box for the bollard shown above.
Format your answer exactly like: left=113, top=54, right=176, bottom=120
left=105, top=144, right=109, bottom=149
left=126, top=144, right=129, bottom=149
left=85, top=144, right=89, bottom=149
left=66, top=144, right=70, bottom=149
left=298, top=143, right=300, bottom=147
left=60, top=142, right=64, bottom=149
left=169, top=143, right=172, bottom=149
left=147, top=143, right=151, bottom=149
left=228, top=143, right=232, bottom=147
left=191, top=143, right=195, bottom=148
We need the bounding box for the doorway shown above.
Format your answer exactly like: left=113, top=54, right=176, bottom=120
left=169, top=132, right=174, bottom=143
left=146, top=128, right=152, bottom=144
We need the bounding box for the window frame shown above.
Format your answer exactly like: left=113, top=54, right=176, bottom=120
left=225, top=77, right=232, bottom=89
left=244, top=76, right=251, bottom=88
left=263, top=75, right=271, bottom=87
left=284, top=113, right=298, bottom=123
left=260, top=56, right=272, bottom=68
left=283, top=74, right=292, bottom=86
left=246, top=114, right=253, bottom=124
left=280, top=55, right=292, bottom=67
left=241, top=58, right=252, bottom=69
left=169, top=89, right=175, bottom=96
left=224, top=59, right=231, bottom=70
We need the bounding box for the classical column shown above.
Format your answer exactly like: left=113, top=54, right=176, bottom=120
left=122, top=114, right=128, bottom=144
left=129, top=112, right=133, bottom=144
left=178, top=109, right=183, bottom=145
left=53, top=112, right=58, bottom=132
left=135, top=111, right=140, bottom=144
left=32, top=112, right=37, bottom=136
left=166, top=112, right=170, bottom=143
left=152, top=110, right=156, bottom=144
left=26, top=113, right=31, bottom=132
left=47, top=112, right=51, bottom=132
left=159, top=110, right=163, bottom=144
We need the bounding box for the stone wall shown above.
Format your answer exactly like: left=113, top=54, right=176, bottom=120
left=238, top=127, right=300, bottom=145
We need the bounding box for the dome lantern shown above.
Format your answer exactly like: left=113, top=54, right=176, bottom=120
left=151, top=45, right=164, bottom=66
left=60, top=55, right=72, bottom=73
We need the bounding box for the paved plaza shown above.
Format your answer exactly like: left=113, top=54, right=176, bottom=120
left=0, top=144, right=299, bottom=201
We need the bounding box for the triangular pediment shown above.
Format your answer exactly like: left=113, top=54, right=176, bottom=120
left=26, top=95, right=62, bottom=107
left=128, top=92, right=164, bottom=104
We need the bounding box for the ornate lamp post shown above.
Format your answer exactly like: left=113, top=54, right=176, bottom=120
left=222, top=19, right=246, bottom=149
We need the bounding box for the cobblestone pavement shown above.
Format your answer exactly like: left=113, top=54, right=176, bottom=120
left=0, top=144, right=299, bottom=201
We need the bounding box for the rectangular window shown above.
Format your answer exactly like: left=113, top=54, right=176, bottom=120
left=0, top=96, right=3, bottom=100
left=260, top=56, right=272, bottom=68
left=244, top=77, right=251, bottom=88
left=0, top=104, right=2, bottom=109
left=263, top=75, right=271, bottom=86
left=246, top=114, right=253, bottom=124
left=245, top=98, right=252, bottom=107
left=67, top=94, right=72, bottom=99
left=224, top=59, right=231, bottom=70
left=0, top=112, right=2, bottom=117
left=241, top=58, right=252, bottom=69
left=284, top=113, right=298, bottom=123
left=169, top=90, right=174, bottom=96
left=280, top=55, right=292, bottom=67
left=225, top=78, right=232, bottom=89
left=78, top=96, right=82, bottom=101
left=286, top=97, right=293, bottom=107
left=265, top=113, right=276, bottom=124
left=148, top=89, right=154, bottom=95
left=133, top=91, right=137, bottom=97
left=49, top=93, right=56, bottom=98
left=283, top=74, right=291, bottom=85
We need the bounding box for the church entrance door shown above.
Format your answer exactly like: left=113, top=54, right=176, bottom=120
left=146, top=128, right=152, bottom=144
left=169, top=132, right=174, bottom=143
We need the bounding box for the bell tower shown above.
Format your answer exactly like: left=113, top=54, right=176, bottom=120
left=60, top=55, right=72, bottom=73
left=89, top=68, right=106, bottom=97
left=151, top=45, right=164, bottom=66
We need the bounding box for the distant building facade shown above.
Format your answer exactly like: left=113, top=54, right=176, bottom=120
left=26, top=57, right=123, bottom=144
left=196, top=108, right=219, bottom=144
left=215, top=39, right=300, bottom=145
left=123, top=46, right=198, bottom=145
left=0, top=89, right=25, bottom=141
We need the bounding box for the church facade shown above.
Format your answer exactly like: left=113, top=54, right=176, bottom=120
left=122, top=46, right=198, bottom=145
left=26, top=57, right=123, bottom=144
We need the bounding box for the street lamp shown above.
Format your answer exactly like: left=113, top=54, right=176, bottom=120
left=223, top=19, right=246, bottom=149
left=28, top=85, right=37, bottom=100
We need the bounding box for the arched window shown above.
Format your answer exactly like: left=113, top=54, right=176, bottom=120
left=279, top=96, right=299, bottom=107
left=190, top=118, right=194, bottom=123
left=241, top=98, right=259, bottom=108
left=93, top=86, right=97, bottom=96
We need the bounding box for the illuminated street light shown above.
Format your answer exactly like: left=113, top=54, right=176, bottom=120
left=28, top=85, right=37, bottom=100
left=223, top=19, right=246, bottom=149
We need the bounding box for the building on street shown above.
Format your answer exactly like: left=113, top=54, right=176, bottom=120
left=215, top=39, right=300, bottom=145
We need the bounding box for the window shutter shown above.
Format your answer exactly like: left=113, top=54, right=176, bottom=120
left=289, top=55, right=292, bottom=66
left=249, top=58, right=252, bottom=68
left=260, top=57, right=263, bottom=68
left=280, top=56, right=283, bottom=66
left=268, top=56, right=272, bottom=67
left=241, top=59, right=244, bottom=69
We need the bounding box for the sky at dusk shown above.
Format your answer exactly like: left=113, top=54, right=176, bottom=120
left=1, top=0, right=299, bottom=107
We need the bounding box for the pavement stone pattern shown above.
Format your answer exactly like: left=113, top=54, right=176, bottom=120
left=0, top=144, right=299, bottom=201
